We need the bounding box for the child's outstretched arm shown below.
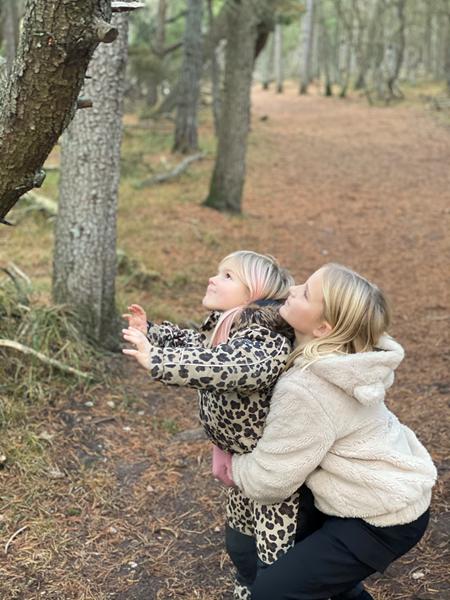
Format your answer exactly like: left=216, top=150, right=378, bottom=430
left=122, top=325, right=290, bottom=393
left=123, top=304, right=208, bottom=349
left=122, top=304, right=147, bottom=334
left=122, top=327, right=151, bottom=369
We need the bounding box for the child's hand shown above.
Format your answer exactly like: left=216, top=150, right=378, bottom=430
left=122, top=327, right=152, bottom=369
left=122, top=304, right=148, bottom=334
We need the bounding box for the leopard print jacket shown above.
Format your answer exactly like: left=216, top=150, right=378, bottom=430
left=146, top=305, right=301, bottom=565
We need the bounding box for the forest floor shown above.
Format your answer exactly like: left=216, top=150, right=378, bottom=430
left=1, top=82, right=449, bottom=600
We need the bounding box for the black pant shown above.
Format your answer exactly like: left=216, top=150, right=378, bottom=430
left=250, top=510, right=430, bottom=600
left=226, top=527, right=366, bottom=599
left=225, top=486, right=364, bottom=599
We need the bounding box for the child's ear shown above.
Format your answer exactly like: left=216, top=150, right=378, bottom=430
left=313, top=321, right=332, bottom=338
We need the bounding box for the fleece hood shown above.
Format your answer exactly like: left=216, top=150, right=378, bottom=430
left=306, top=335, right=405, bottom=406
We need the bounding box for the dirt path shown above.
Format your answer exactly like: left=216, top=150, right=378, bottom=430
left=2, top=87, right=449, bottom=600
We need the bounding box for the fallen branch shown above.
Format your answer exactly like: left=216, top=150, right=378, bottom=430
left=0, top=340, right=92, bottom=380
left=1, top=262, right=32, bottom=304
left=4, top=525, right=29, bottom=555
left=136, top=153, right=205, bottom=188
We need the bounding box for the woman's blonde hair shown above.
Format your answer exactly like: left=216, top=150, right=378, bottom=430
left=287, top=263, right=391, bottom=368
left=210, top=251, right=293, bottom=346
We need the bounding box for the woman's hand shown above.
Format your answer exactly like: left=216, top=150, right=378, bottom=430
left=122, top=327, right=151, bottom=369
left=122, top=304, right=148, bottom=334
left=212, top=446, right=235, bottom=487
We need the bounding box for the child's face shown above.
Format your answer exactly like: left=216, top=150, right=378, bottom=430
left=280, top=268, right=331, bottom=340
left=202, top=261, right=250, bottom=311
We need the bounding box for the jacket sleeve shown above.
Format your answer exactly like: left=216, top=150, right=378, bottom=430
left=146, top=328, right=290, bottom=393
left=231, top=380, right=336, bottom=503
left=146, top=321, right=207, bottom=348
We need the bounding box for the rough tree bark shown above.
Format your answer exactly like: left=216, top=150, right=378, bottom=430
left=299, top=0, right=315, bottom=94
left=1, top=0, right=20, bottom=69
left=203, top=0, right=275, bottom=213
left=172, top=0, right=203, bottom=153
left=53, top=14, right=129, bottom=350
left=0, top=0, right=118, bottom=223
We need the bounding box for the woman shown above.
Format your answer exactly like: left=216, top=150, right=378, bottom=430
left=222, top=263, right=437, bottom=600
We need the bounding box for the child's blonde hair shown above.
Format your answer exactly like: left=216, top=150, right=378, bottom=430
left=287, top=263, right=391, bottom=368
left=210, top=251, right=293, bottom=346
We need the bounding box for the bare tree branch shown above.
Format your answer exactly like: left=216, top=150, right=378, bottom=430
left=0, top=340, right=93, bottom=380
left=0, top=1, right=119, bottom=222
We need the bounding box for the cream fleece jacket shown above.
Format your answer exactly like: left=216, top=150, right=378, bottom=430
left=231, top=336, right=437, bottom=527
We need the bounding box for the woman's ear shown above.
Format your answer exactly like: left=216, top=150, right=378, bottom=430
left=312, top=321, right=332, bottom=338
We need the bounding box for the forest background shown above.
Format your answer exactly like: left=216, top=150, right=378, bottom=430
left=0, top=1, right=449, bottom=598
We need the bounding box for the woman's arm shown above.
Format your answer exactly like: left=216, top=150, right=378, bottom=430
left=123, top=326, right=290, bottom=393
left=230, top=380, right=336, bottom=503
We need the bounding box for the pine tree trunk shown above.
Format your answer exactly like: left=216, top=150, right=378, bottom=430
left=0, top=0, right=116, bottom=222
left=340, top=35, right=353, bottom=98
left=147, top=0, right=166, bottom=107
left=53, top=14, right=129, bottom=350
left=1, top=0, right=19, bottom=69
left=424, top=1, right=433, bottom=75
left=274, top=22, right=284, bottom=93
left=446, top=9, right=450, bottom=95
left=203, top=0, right=261, bottom=213
left=156, top=0, right=233, bottom=116
left=386, top=0, right=406, bottom=100
left=300, top=0, right=315, bottom=94
left=207, top=0, right=222, bottom=135
left=354, top=0, right=384, bottom=91
left=318, top=6, right=332, bottom=97
left=352, top=1, right=367, bottom=90
left=173, top=0, right=203, bottom=153
left=261, top=32, right=273, bottom=90
left=332, top=11, right=341, bottom=86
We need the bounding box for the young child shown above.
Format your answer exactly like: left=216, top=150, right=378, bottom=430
left=123, top=251, right=301, bottom=599
left=222, top=263, right=437, bottom=600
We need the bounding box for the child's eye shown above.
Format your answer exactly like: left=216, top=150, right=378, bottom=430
left=225, top=272, right=232, bottom=279
left=303, top=289, right=307, bottom=299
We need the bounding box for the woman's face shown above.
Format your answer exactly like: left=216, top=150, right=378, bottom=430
left=280, top=268, right=330, bottom=340
left=202, top=261, right=250, bottom=311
